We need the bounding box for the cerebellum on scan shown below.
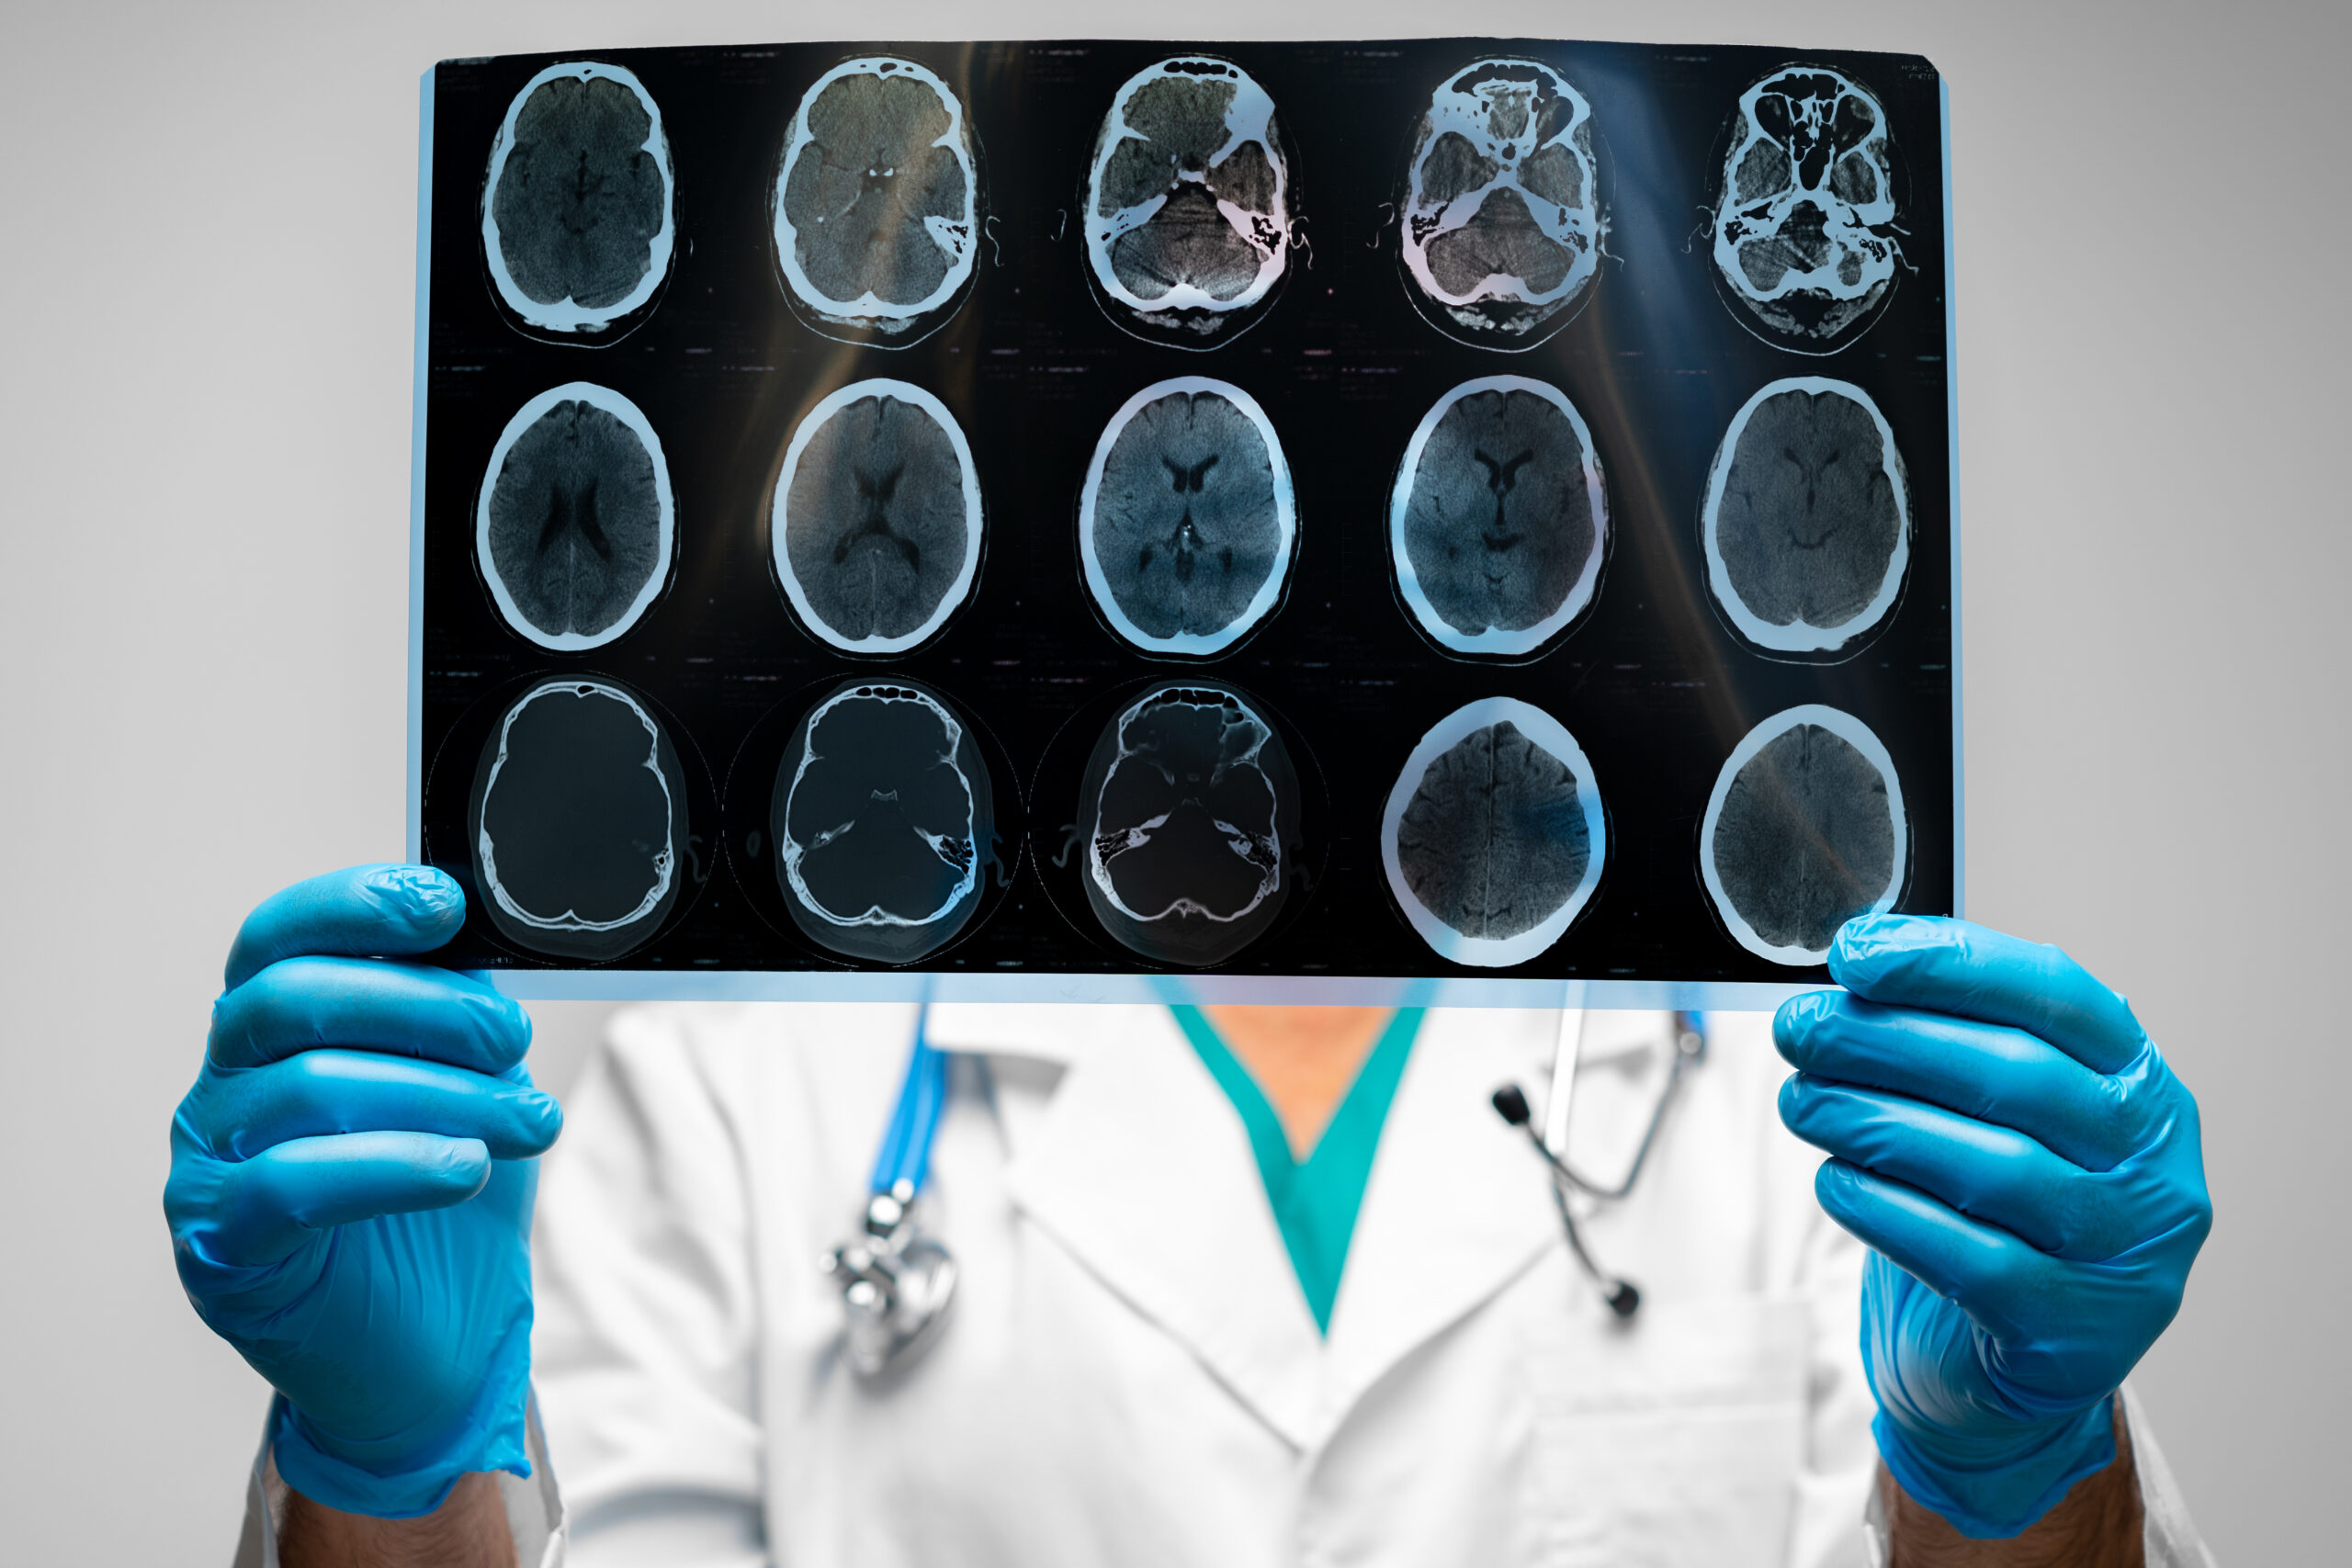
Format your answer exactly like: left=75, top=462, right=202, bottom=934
left=1400, top=59, right=1602, bottom=348
left=1709, top=65, right=1899, bottom=351
left=1080, top=682, right=1301, bottom=966
left=1084, top=57, right=1294, bottom=347
left=478, top=383, right=675, bottom=651
left=1390, top=376, right=1608, bottom=658
left=772, top=680, right=994, bottom=964
left=469, top=677, right=684, bottom=961
left=772, top=379, right=982, bottom=656
left=1079, top=378, right=1295, bottom=658
left=1702, top=377, right=1909, bottom=656
left=1381, top=698, right=1605, bottom=968
left=773, top=57, right=980, bottom=345
left=482, top=61, right=676, bottom=340
left=1701, top=705, right=1905, bottom=964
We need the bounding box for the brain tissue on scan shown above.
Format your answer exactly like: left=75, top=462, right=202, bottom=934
left=1711, top=66, right=1898, bottom=347
left=775, top=682, right=991, bottom=964
left=472, top=679, right=681, bottom=961
left=1382, top=698, right=1605, bottom=967
left=485, top=62, right=673, bottom=334
left=775, top=380, right=981, bottom=654
left=1704, top=378, right=1908, bottom=653
left=1401, top=60, right=1600, bottom=345
left=1085, top=59, right=1292, bottom=344
left=775, top=59, right=978, bottom=342
left=1082, top=379, right=1292, bottom=655
left=480, top=385, right=673, bottom=650
left=1082, top=684, right=1297, bottom=966
left=1393, top=377, right=1606, bottom=656
left=1704, top=707, right=1904, bottom=963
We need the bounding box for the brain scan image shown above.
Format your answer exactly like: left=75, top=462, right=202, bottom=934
left=470, top=679, right=684, bottom=961
left=773, top=379, right=982, bottom=655
left=1702, top=705, right=1905, bottom=964
left=1080, top=683, right=1301, bottom=966
left=1380, top=699, right=1605, bottom=969
left=1710, top=66, right=1899, bottom=349
left=1390, top=376, right=1609, bottom=658
left=773, top=58, right=979, bottom=345
left=476, top=384, right=674, bottom=651
left=773, top=681, right=993, bottom=964
left=1702, top=377, right=1909, bottom=656
left=1400, top=60, right=1601, bottom=348
left=481, top=62, right=675, bottom=339
left=1079, top=378, right=1295, bottom=657
left=1083, top=58, right=1294, bottom=347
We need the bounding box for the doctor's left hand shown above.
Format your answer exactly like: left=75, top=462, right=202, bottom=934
left=1773, top=915, right=2210, bottom=1543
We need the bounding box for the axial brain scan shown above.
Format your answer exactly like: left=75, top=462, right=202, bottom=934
left=478, top=384, right=673, bottom=651
left=774, top=379, right=982, bottom=654
left=470, top=678, right=684, bottom=962
left=1080, top=378, right=1295, bottom=656
left=1381, top=698, right=1605, bottom=968
left=1400, top=60, right=1600, bottom=346
left=773, top=681, right=993, bottom=964
left=1702, top=705, right=1905, bottom=964
left=1081, top=683, right=1300, bottom=966
left=1710, top=65, right=1898, bottom=348
left=1084, top=58, right=1293, bottom=345
left=774, top=58, right=979, bottom=344
left=1391, top=376, right=1607, bottom=657
left=1703, top=377, right=1909, bottom=654
left=483, top=62, right=674, bottom=336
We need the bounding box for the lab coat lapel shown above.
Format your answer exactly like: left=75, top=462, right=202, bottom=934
left=993, top=1005, right=1329, bottom=1450
left=1315, top=1008, right=1564, bottom=1443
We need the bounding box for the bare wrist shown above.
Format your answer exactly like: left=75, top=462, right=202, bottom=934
left=279, top=1471, right=516, bottom=1568
left=1885, top=1401, right=2143, bottom=1568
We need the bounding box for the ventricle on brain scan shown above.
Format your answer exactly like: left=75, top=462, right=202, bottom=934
left=1079, top=378, right=1296, bottom=657
left=772, top=379, right=984, bottom=655
left=1080, top=683, right=1302, bottom=966
left=1710, top=65, right=1899, bottom=349
left=1084, top=57, right=1294, bottom=346
left=1381, top=698, right=1606, bottom=968
left=1702, top=377, right=1910, bottom=656
left=482, top=61, right=675, bottom=340
left=1702, top=705, right=1906, bottom=964
left=1399, top=59, right=1601, bottom=348
left=1389, top=375, right=1608, bottom=658
left=772, top=680, right=995, bottom=964
left=469, top=678, right=686, bottom=961
left=772, top=57, right=981, bottom=345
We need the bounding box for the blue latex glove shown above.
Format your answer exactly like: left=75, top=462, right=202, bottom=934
left=164, top=865, right=559, bottom=1517
left=1774, top=915, right=2210, bottom=1539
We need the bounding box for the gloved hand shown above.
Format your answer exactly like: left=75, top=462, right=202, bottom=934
left=164, top=865, right=559, bottom=1517
left=1774, top=915, right=2210, bottom=1540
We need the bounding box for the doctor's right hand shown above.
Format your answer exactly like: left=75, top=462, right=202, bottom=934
left=164, top=865, right=558, bottom=1519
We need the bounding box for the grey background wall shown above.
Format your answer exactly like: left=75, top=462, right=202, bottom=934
left=0, top=0, right=2338, bottom=1559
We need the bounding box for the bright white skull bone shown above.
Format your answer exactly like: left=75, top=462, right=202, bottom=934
left=1710, top=66, right=1898, bottom=347
left=1401, top=60, right=1600, bottom=346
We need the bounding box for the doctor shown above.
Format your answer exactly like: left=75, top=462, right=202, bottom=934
left=168, top=865, right=2212, bottom=1567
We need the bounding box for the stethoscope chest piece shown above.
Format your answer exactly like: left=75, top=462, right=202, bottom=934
left=823, top=1179, right=960, bottom=1378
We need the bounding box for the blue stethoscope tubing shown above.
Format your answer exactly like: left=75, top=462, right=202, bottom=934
left=869, top=1003, right=947, bottom=1201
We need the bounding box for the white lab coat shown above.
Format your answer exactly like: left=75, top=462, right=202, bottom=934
left=234, top=1003, right=2214, bottom=1567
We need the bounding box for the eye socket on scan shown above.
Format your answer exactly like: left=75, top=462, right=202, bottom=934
left=773, top=56, right=982, bottom=346
left=1083, top=57, right=1295, bottom=347
left=1390, top=376, right=1608, bottom=659
left=1399, top=59, right=1602, bottom=348
left=1709, top=65, right=1900, bottom=350
left=469, top=678, right=686, bottom=962
left=1702, top=377, right=1910, bottom=658
left=1701, top=705, right=1905, bottom=964
left=482, top=62, right=676, bottom=340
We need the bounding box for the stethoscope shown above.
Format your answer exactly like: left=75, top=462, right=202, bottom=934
left=827, top=1004, right=1706, bottom=1373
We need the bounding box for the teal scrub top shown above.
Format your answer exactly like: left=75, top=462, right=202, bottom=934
left=1169, top=1005, right=1426, bottom=1334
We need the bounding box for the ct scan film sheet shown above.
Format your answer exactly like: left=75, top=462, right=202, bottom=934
left=407, top=38, right=1960, bottom=1008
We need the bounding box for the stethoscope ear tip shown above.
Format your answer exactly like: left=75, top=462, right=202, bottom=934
left=1491, top=1083, right=1533, bottom=1127
left=1605, top=1280, right=1641, bottom=1319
